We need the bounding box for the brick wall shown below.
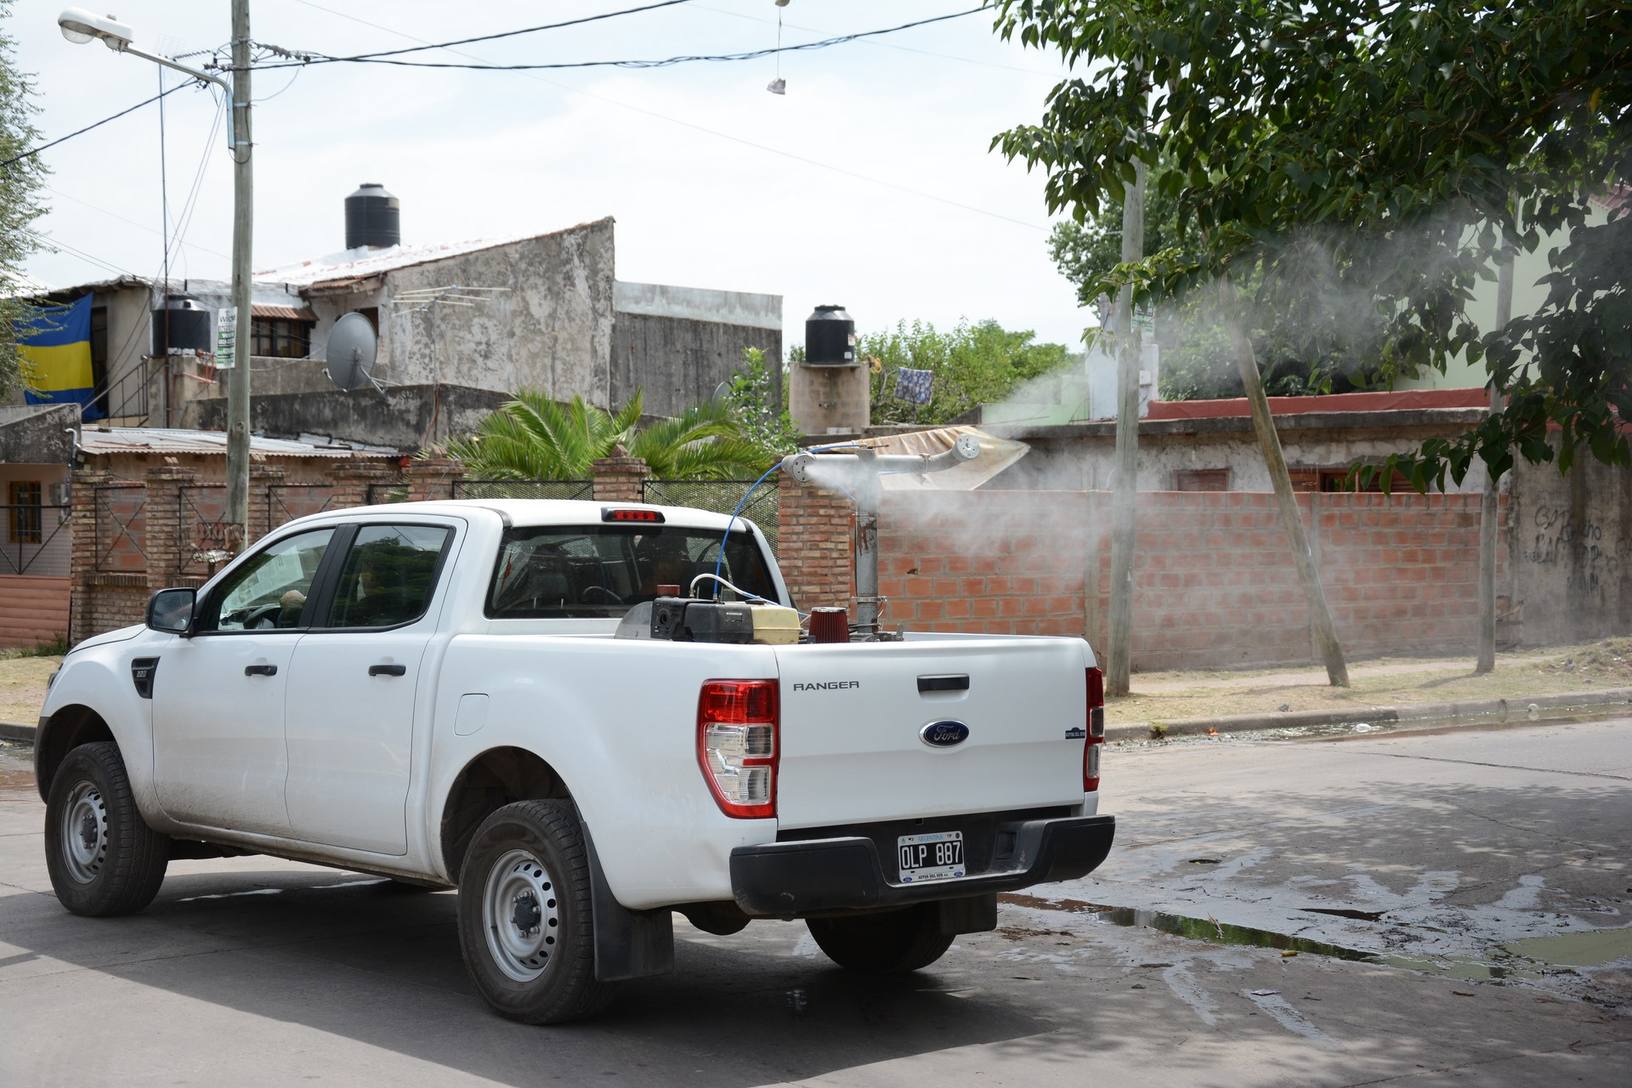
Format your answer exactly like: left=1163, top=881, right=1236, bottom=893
left=775, top=472, right=855, bottom=611
left=867, top=488, right=1506, bottom=671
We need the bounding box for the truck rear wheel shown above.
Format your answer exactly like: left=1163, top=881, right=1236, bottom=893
left=806, top=904, right=956, bottom=973
left=455, top=800, right=614, bottom=1023
left=44, top=741, right=170, bottom=917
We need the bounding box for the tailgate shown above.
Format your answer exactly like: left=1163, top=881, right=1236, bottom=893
left=774, top=637, right=1089, bottom=829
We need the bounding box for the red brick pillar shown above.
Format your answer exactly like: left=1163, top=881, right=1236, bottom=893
left=775, top=472, right=855, bottom=611
left=247, top=464, right=287, bottom=543
left=68, top=470, right=110, bottom=645
left=403, top=457, right=465, bottom=502
left=591, top=449, right=649, bottom=504
left=329, top=458, right=403, bottom=510
left=142, top=467, right=200, bottom=592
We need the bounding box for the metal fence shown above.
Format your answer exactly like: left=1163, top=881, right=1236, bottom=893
left=643, top=479, right=780, bottom=554
left=267, top=483, right=336, bottom=527
left=0, top=503, right=71, bottom=577
left=177, top=484, right=229, bottom=578
left=454, top=479, right=594, bottom=500
left=94, top=482, right=147, bottom=574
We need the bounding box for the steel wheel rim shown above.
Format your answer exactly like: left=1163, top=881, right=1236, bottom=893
left=482, top=848, right=561, bottom=983
left=59, top=780, right=108, bottom=885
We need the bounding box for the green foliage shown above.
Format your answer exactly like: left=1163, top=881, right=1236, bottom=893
left=725, top=347, right=800, bottom=459
left=1053, top=173, right=1377, bottom=400
left=862, top=319, right=1072, bottom=425
left=444, top=389, right=770, bottom=481
left=995, top=0, right=1632, bottom=485
left=0, top=1, right=47, bottom=395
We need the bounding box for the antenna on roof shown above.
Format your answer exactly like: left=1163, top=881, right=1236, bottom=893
left=323, top=311, right=381, bottom=393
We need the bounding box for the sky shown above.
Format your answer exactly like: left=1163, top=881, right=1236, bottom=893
left=11, top=0, right=1097, bottom=352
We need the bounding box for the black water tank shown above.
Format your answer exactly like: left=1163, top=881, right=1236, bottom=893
left=150, top=294, right=214, bottom=355
left=804, top=304, right=855, bottom=365
left=345, top=182, right=401, bottom=249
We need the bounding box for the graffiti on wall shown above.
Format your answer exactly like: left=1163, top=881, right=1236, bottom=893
left=1525, top=504, right=1621, bottom=594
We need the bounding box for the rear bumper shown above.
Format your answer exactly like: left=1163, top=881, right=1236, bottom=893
left=729, top=814, right=1114, bottom=917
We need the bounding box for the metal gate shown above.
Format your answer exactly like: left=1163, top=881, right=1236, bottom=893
left=642, top=479, right=780, bottom=554
left=453, top=479, right=593, bottom=500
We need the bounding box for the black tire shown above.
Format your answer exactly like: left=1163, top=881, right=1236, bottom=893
left=807, top=905, right=956, bottom=973
left=456, top=800, right=615, bottom=1024
left=43, top=741, right=170, bottom=917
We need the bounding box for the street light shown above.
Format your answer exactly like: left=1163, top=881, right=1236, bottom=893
left=56, top=8, right=131, bottom=48
left=57, top=5, right=254, bottom=555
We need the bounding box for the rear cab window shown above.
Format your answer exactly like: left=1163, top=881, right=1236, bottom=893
left=486, top=523, right=778, bottom=619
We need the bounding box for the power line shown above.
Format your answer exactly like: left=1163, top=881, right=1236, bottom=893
left=286, top=0, right=1044, bottom=232
left=255, top=7, right=987, bottom=72
left=693, top=2, right=1053, bottom=76
left=43, top=186, right=231, bottom=261
left=302, top=0, right=694, bottom=65
left=1, top=84, right=193, bottom=168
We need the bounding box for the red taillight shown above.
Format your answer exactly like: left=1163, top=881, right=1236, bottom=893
left=697, top=679, right=779, bottom=819
left=1084, top=666, right=1105, bottom=792
left=602, top=507, right=664, bottom=523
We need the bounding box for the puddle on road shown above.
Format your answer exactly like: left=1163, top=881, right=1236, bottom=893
left=1001, top=892, right=1531, bottom=981
left=1003, top=893, right=1377, bottom=962
left=1502, top=927, right=1632, bottom=967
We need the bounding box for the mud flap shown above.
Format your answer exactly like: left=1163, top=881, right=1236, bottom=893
left=938, top=893, right=998, bottom=935
left=585, top=833, right=674, bottom=982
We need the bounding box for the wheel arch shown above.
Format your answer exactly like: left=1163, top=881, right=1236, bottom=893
left=438, top=746, right=574, bottom=883
left=34, top=704, right=115, bottom=802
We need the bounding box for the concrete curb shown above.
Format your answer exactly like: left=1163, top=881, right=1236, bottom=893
left=0, top=721, right=37, bottom=744
left=1106, top=687, right=1632, bottom=742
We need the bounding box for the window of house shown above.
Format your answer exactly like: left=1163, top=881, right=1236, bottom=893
left=250, top=317, right=314, bottom=359
left=7, top=481, right=42, bottom=544
left=1173, top=468, right=1231, bottom=492
left=1319, top=467, right=1392, bottom=492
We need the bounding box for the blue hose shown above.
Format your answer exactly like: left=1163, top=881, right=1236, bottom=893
left=711, top=444, right=852, bottom=600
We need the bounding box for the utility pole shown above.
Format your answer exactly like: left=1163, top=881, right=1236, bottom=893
left=1221, top=276, right=1349, bottom=687
left=1105, top=160, right=1146, bottom=697
left=1476, top=253, right=1514, bottom=674
left=226, top=0, right=253, bottom=551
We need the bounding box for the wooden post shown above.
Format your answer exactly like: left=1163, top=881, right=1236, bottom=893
left=1220, top=275, right=1350, bottom=687
left=1106, top=159, right=1146, bottom=696
left=1476, top=253, right=1514, bottom=674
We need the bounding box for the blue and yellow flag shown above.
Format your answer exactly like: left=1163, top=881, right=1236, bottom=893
left=19, top=293, right=103, bottom=420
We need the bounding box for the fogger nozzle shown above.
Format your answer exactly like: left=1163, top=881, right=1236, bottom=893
left=780, top=434, right=980, bottom=487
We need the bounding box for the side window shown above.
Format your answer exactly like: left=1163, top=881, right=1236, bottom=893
left=207, top=528, right=335, bottom=632
left=326, top=524, right=452, bottom=629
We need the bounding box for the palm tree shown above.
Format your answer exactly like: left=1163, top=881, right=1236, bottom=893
left=444, top=390, right=770, bottom=480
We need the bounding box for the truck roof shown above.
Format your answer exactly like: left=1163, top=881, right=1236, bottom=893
left=301, top=497, right=757, bottom=533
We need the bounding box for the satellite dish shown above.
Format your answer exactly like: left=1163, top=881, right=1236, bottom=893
left=325, top=312, right=378, bottom=391
left=712, top=380, right=732, bottom=402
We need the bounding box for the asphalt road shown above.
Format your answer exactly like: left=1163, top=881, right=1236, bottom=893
left=1, top=719, right=1628, bottom=1087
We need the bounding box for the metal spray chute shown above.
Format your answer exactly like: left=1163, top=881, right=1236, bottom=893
left=780, top=434, right=981, bottom=639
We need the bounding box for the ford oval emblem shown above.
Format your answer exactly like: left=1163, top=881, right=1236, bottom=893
left=920, top=720, right=970, bottom=748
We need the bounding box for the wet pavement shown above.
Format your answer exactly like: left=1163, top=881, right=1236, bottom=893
left=1, top=720, right=1628, bottom=1086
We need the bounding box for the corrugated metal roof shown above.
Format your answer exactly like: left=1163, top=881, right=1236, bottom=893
left=78, top=427, right=397, bottom=459
left=250, top=303, right=317, bottom=321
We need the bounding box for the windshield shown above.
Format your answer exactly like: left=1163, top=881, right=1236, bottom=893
left=486, top=524, right=779, bottom=619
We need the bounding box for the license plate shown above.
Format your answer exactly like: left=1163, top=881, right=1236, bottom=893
left=896, top=830, right=965, bottom=883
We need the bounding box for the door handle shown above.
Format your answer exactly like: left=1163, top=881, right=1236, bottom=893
left=369, top=663, right=407, bottom=677
left=244, top=664, right=277, bottom=677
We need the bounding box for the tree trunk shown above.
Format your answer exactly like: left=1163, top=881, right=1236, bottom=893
left=1476, top=253, right=1514, bottom=674
left=1219, top=276, right=1350, bottom=686
left=1106, top=160, right=1147, bottom=696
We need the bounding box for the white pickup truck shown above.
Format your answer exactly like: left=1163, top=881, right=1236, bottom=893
left=35, top=499, right=1114, bottom=1023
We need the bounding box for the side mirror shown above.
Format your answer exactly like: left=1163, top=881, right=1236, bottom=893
left=147, top=588, right=196, bottom=635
